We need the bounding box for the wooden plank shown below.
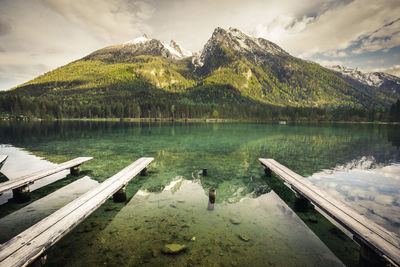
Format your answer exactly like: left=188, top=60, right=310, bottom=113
left=259, top=158, right=400, bottom=266
left=265, top=158, right=400, bottom=244
left=0, top=157, right=153, bottom=267
left=263, top=158, right=400, bottom=247
left=0, top=157, right=93, bottom=194
left=0, top=155, right=7, bottom=170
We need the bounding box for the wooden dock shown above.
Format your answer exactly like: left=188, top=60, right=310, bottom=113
left=0, top=157, right=153, bottom=267
left=259, top=158, right=400, bottom=266
left=0, top=155, right=7, bottom=169
left=0, top=157, right=92, bottom=201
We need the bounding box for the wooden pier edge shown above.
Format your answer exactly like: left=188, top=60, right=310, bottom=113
left=259, top=158, right=400, bottom=266
left=0, top=157, right=154, bottom=267
left=0, top=157, right=93, bottom=202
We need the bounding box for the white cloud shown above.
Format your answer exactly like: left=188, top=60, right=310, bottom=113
left=314, top=59, right=344, bottom=67
left=0, top=0, right=155, bottom=90
left=353, top=20, right=400, bottom=54
left=375, top=65, right=400, bottom=77
left=41, top=0, right=154, bottom=43
left=323, top=50, right=348, bottom=58
left=253, top=0, right=400, bottom=57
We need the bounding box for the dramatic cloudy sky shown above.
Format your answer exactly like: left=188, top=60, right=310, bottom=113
left=0, top=0, right=399, bottom=90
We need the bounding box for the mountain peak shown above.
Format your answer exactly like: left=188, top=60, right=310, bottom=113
left=167, top=40, right=192, bottom=58
left=124, top=34, right=152, bottom=45
left=327, top=64, right=400, bottom=93
left=194, top=27, right=288, bottom=69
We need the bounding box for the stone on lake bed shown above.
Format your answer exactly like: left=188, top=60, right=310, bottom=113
left=161, top=244, right=187, bottom=255
left=229, top=217, right=241, bottom=225
left=238, top=234, right=249, bottom=242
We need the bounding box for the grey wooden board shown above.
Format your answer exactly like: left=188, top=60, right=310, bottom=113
left=259, top=158, right=400, bottom=266
left=0, top=155, right=7, bottom=170
left=0, top=157, right=93, bottom=194
left=0, top=157, right=153, bottom=267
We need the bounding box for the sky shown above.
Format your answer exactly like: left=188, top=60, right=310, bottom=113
left=0, top=0, right=399, bottom=90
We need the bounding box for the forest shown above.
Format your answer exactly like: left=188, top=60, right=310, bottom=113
left=1, top=94, right=399, bottom=122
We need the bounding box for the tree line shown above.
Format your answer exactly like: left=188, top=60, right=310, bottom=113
left=1, top=95, right=399, bottom=122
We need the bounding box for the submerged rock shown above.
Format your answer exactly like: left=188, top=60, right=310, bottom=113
left=238, top=234, right=249, bottom=242
left=229, top=217, right=241, bottom=225
left=161, top=244, right=187, bottom=255
left=151, top=248, right=159, bottom=258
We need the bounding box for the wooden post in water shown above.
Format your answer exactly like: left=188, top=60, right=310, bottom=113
left=140, top=167, right=147, bottom=176
left=293, top=191, right=310, bottom=212
left=30, top=254, right=47, bottom=267
left=12, top=185, right=31, bottom=203
left=113, top=186, right=127, bottom=202
left=264, top=167, right=272, bottom=177
left=70, top=165, right=80, bottom=176
left=356, top=238, right=387, bottom=267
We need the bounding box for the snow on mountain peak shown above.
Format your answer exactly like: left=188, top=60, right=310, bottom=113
left=327, top=65, right=400, bottom=89
left=194, top=27, right=288, bottom=68
left=124, top=34, right=151, bottom=45
left=163, top=40, right=192, bottom=59
left=123, top=34, right=192, bottom=59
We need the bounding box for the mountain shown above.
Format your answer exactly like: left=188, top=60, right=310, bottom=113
left=1, top=27, right=399, bottom=120
left=327, top=65, right=400, bottom=102
left=86, top=34, right=192, bottom=61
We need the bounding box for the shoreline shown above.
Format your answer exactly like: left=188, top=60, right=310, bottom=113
left=1, top=116, right=399, bottom=125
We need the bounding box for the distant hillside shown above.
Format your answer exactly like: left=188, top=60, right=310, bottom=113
left=1, top=27, right=399, bottom=121
left=327, top=65, right=400, bottom=103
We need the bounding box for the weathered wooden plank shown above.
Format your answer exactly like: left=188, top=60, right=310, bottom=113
left=259, top=158, right=400, bottom=266
left=0, top=155, right=7, bottom=170
left=0, top=157, right=93, bottom=194
left=264, top=158, right=400, bottom=245
left=0, top=157, right=153, bottom=267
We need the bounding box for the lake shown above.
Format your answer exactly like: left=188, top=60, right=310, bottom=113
left=0, top=121, right=399, bottom=266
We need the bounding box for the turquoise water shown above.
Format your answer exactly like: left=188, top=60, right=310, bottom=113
left=0, top=121, right=399, bottom=266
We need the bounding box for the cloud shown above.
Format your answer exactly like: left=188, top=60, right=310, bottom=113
left=353, top=19, right=400, bottom=54
left=41, top=0, right=154, bottom=42
left=0, top=16, right=12, bottom=36
left=314, top=59, right=345, bottom=67
left=0, top=0, right=156, bottom=90
left=375, top=65, right=400, bottom=77
left=253, top=0, right=400, bottom=57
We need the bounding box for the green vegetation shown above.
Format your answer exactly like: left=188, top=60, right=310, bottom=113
left=0, top=43, right=398, bottom=122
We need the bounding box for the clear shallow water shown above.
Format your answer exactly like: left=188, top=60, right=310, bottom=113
left=44, top=178, right=342, bottom=266
left=0, top=121, right=399, bottom=266
left=309, top=159, right=400, bottom=234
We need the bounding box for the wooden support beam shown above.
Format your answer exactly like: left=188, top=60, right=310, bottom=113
left=264, top=166, right=272, bottom=177
left=70, top=165, right=80, bottom=176
left=140, top=167, right=147, bottom=176
left=293, top=191, right=310, bottom=212
left=113, top=186, right=127, bottom=202
left=12, top=185, right=31, bottom=203
left=359, top=242, right=387, bottom=267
